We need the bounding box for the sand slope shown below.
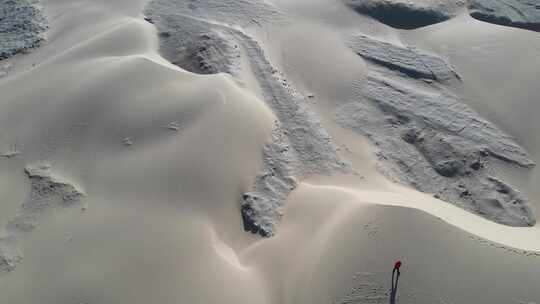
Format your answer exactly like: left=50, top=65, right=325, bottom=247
left=0, top=0, right=539, bottom=303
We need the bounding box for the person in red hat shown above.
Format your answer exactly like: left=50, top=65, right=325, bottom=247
left=393, top=260, right=402, bottom=276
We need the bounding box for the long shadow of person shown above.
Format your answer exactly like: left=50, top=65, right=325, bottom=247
left=390, top=260, right=402, bottom=304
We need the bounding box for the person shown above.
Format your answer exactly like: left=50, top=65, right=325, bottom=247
left=390, top=260, right=402, bottom=304
left=393, top=260, right=402, bottom=276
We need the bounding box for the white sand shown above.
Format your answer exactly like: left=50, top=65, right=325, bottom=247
left=0, top=0, right=539, bottom=303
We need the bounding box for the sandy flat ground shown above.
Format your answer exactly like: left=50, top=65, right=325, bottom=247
left=0, top=0, right=539, bottom=303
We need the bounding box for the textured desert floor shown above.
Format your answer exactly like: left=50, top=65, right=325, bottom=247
left=1, top=0, right=540, bottom=303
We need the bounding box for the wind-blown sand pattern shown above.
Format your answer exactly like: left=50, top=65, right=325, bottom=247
left=0, top=164, right=84, bottom=272
left=1, top=0, right=540, bottom=303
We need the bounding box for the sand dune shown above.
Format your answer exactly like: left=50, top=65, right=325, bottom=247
left=0, top=0, right=539, bottom=303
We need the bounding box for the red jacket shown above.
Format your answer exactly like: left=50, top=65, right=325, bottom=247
left=394, top=260, right=402, bottom=270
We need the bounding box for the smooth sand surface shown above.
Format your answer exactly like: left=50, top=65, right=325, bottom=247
left=0, top=0, right=539, bottom=303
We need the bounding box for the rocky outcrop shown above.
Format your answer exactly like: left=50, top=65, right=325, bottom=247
left=144, top=13, right=242, bottom=75
left=146, top=0, right=349, bottom=237
left=0, top=164, right=85, bottom=273
left=147, top=0, right=285, bottom=28
left=468, top=0, right=540, bottom=32
left=241, top=126, right=298, bottom=237
left=144, top=0, right=285, bottom=76
left=336, top=74, right=535, bottom=226
left=232, top=28, right=350, bottom=236
left=344, top=0, right=465, bottom=29
left=349, top=35, right=461, bottom=82
left=339, top=35, right=535, bottom=227
left=0, top=0, right=48, bottom=60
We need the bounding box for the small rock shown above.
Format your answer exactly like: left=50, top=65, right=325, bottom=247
left=122, top=137, right=133, bottom=146
left=401, top=128, right=419, bottom=144
left=470, top=161, right=482, bottom=171
left=434, top=159, right=463, bottom=177
left=164, top=122, right=180, bottom=131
